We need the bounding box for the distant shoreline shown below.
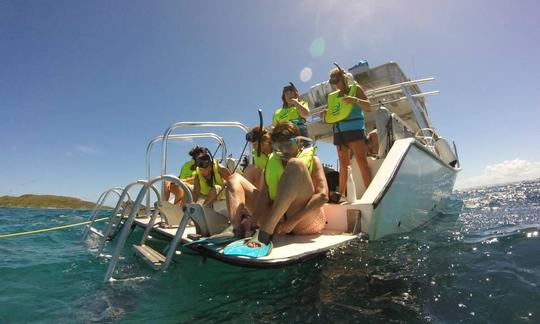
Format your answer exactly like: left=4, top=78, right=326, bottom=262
left=0, top=194, right=101, bottom=209
left=0, top=206, right=96, bottom=210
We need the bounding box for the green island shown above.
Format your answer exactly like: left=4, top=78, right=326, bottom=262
left=0, top=194, right=98, bottom=209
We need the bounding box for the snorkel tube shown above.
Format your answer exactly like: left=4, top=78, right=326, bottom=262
left=256, top=108, right=263, bottom=157
left=333, top=62, right=345, bottom=74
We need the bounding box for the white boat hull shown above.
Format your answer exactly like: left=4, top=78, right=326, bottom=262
left=356, top=138, right=459, bottom=240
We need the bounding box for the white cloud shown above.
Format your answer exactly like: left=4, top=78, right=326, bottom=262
left=456, top=159, right=540, bottom=189
left=74, top=145, right=102, bottom=155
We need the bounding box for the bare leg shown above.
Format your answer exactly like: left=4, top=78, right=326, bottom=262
left=259, top=158, right=314, bottom=235
left=336, top=144, right=350, bottom=195
left=225, top=173, right=261, bottom=229
left=350, top=140, right=372, bottom=188
left=243, top=165, right=263, bottom=189
left=164, top=181, right=185, bottom=206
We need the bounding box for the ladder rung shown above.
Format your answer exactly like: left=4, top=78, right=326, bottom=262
left=88, top=227, right=104, bottom=237
left=133, top=244, right=166, bottom=270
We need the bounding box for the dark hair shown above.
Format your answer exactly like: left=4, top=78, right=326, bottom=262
left=271, top=121, right=300, bottom=142
left=281, top=82, right=299, bottom=108
left=247, top=126, right=271, bottom=143
left=188, top=146, right=206, bottom=160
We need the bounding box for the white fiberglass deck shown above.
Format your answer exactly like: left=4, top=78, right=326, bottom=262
left=133, top=217, right=358, bottom=267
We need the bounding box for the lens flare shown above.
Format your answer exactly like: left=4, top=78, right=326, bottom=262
left=309, top=38, right=325, bottom=58
left=300, top=67, right=312, bottom=82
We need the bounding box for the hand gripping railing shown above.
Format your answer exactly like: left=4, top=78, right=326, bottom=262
left=160, top=122, right=250, bottom=193
left=146, top=132, right=226, bottom=211
left=82, top=187, right=126, bottom=240
left=96, top=180, right=160, bottom=254
left=103, top=175, right=193, bottom=283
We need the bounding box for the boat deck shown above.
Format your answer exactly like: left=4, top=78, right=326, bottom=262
left=133, top=217, right=358, bottom=267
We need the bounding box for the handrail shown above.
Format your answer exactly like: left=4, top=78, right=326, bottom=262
left=82, top=187, right=125, bottom=240
left=146, top=132, right=226, bottom=210
left=307, top=90, right=439, bottom=117
left=401, top=85, right=436, bottom=153
left=103, top=174, right=193, bottom=283
left=372, top=91, right=439, bottom=106
left=160, top=122, right=250, bottom=193
left=364, top=77, right=434, bottom=96
left=97, top=180, right=160, bottom=254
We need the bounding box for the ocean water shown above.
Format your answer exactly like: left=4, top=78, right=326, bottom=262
left=1, top=179, right=539, bottom=323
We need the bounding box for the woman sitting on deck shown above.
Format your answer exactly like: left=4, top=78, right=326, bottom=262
left=224, top=122, right=328, bottom=258
left=165, top=147, right=231, bottom=208
left=164, top=146, right=202, bottom=206
left=242, top=126, right=272, bottom=189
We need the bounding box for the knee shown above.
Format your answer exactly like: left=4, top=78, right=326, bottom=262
left=226, top=174, right=242, bottom=190
left=286, top=158, right=308, bottom=172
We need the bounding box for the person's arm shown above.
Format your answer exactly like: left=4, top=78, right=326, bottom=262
left=291, top=98, right=310, bottom=118
left=277, top=157, right=329, bottom=233
left=343, top=86, right=371, bottom=112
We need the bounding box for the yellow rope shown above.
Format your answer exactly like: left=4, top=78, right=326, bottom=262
left=0, top=217, right=109, bottom=239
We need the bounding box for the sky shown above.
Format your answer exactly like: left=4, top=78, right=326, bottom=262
left=1, top=0, right=539, bottom=202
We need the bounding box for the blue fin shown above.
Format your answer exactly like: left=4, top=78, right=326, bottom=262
left=223, top=231, right=272, bottom=258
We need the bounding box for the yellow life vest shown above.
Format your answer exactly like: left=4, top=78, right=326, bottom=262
left=252, top=149, right=269, bottom=170
left=324, top=83, right=359, bottom=124
left=272, top=101, right=308, bottom=125
left=196, top=160, right=224, bottom=196
left=179, top=160, right=196, bottom=179
left=265, top=147, right=316, bottom=201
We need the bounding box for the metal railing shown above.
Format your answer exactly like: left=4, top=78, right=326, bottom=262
left=160, top=122, right=250, bottom=193
left=103, top=175, right=193, bottom=283
left=82, top=187, right=126, bottom=240
left=145, top=132, right=226, bottom=210
left=96, top=180, right=160, bottom=254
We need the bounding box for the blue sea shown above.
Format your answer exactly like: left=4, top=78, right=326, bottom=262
left=1, top=179, right=539, bottom=323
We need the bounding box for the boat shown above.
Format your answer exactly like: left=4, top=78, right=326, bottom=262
left=83, top=61, right=461, bottom=282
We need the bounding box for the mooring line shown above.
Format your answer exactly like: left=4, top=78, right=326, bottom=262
left=0, top=217, right=108, bottom=239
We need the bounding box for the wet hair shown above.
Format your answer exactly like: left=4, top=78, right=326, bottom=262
left=329, top=67, right=349, bottom=88
left=250, top=126, right=271, bottom=143
left=281, top=82, right=299, bottom=108
left=271, top=121, right=300, bottom=142
left=188, top=146, right=206, bottom=160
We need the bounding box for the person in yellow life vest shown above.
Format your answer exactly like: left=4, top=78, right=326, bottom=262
left=272, top=82, right=310, bottom=137
left=164, top=146, right=203, bottom=206
left=242, top=126, right=272, bottom=189
left=223, top=122, right=329, bottom=258
left=164, top=146, right=230, bottom=207
left=191, top=148, right=231, bottom=206
left=325, top=66, right=372, bottom=194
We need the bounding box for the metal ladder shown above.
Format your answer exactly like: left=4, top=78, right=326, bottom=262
left=103, top=175, right=193, bottom=283
left=82, top=187, right=126, bottom=241
left=95, top=180, right=161, bottom=254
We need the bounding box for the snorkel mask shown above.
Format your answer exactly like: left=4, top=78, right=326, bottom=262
left=195, top=149, right=213, bottom=169
left=272, top=136, right=313, bottom=160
